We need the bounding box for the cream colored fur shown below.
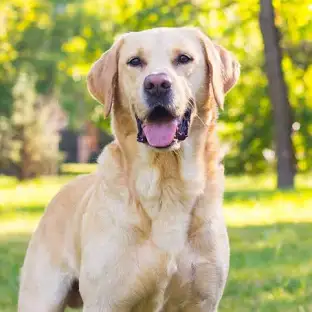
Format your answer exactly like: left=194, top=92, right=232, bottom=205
left=18, top=27, right=239, bottom=312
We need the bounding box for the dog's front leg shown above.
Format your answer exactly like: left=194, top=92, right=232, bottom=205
left=79, top=237, right=170, bottom=312
left=82, top=304, right=129, bottom=312
left=185, top=215, right=230, bottom=312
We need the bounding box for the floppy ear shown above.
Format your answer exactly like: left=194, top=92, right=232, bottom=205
left=197, top=30, right=240, bottom=110
left=87, top=38, right=123, bottom=118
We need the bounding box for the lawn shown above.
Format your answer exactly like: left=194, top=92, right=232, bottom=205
left=1, top=165, right=312, bottom=312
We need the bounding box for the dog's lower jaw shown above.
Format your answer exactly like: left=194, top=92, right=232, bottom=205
left=135, top=105, right=192, bottom=149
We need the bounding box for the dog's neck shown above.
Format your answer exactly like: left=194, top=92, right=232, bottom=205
left=106, top=105, right=223, bottom=252
left=111, top=104, right=222, bottom=198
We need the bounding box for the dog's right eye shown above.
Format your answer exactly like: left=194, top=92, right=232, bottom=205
left=127, top=57, right=142, bottom=67
left=175, top=54, right=193, bottom=65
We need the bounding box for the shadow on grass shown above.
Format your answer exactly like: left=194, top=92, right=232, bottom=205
left=14, top=205, right=45, bottom=215
left=0, top=223, right=311, bottom=312
left=224, top=187, right=312, bottom=203
left=0, top=205, right=44, bottom=218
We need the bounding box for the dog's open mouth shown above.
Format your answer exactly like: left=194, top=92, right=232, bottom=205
left=136, top=106, right=192, bottom=148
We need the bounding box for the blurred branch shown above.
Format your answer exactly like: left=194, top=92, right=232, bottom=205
left=283, top=41, right=312, bottom=70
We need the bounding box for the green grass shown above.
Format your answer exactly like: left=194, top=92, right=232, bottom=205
left=0, top=165, right=312, bottom=311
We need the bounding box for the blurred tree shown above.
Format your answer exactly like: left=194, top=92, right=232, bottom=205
left=0, top=71, right=63, bottom=180
left=259, top=0, right=295, bottom=189
left=0, top=0, right=52, bottom=115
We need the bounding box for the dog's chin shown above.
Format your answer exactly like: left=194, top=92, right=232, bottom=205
left=135, top=104, right=192, bottom=151
left=148, top=140, right=181, bottom=152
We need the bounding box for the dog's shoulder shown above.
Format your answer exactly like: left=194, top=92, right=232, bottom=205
left=47, top=173, right=97, bottom=211
left=97, top=141, right=123, bottom=178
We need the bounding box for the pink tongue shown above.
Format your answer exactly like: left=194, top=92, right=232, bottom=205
left=143, top=119, right=178, bottom=147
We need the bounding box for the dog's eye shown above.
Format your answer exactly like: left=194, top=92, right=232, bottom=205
left=176, top=54, right=193, bottom=65
left=127, top=57, right=142, bottom=67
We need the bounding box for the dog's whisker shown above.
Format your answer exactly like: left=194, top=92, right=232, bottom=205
left=194, top=114, right=209, bottom=128
left=187, top=99, right=209, bottom=128
left=172, top=148, right=181, bottom=158
left=188, top=98, right=196, bottom=110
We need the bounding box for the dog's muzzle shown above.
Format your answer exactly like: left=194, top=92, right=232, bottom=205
left=136, top=104, right=193, bottom=149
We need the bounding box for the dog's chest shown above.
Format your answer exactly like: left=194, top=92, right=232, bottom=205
left=82, top=148, right=226, bottom=310
left=130, top=243, right=212, bottom=312
left=133, top=159, right=204, bottom=254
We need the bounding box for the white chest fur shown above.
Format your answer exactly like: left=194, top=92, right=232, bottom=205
left=133, top=144, right=206, bottom=254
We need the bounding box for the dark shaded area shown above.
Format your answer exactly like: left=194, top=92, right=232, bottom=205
left=59, top=129, right=79, bottom=163
left=59, top=129, right=113, bottom=164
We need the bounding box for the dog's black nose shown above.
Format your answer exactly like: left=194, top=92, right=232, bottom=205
left=144, top=73, right=172, bottom=96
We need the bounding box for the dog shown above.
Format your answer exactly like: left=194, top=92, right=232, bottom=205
left=18, top=27, right=239, bottom=312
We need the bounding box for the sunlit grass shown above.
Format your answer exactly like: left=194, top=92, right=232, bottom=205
left=0, top=166, right=311, bottom=311
left=224, top=173, right=312, bottom=226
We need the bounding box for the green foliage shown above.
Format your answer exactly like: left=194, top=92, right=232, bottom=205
left=0, top=169, right=311, bottom=311
left=0, top=71, right=63, bottom=180
left=0, top=0, right=311, bottom=173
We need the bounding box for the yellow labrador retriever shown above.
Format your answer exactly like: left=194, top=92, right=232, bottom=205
left=18, top=27, right=239, bottom=312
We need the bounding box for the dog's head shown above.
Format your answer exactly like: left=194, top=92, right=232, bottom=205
left=87, top=27, right=239, bottom=151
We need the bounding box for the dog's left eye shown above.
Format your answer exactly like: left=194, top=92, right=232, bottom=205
left=127, top=57, right=142, bottom=67
left=176, top=54, right=193, bottom=65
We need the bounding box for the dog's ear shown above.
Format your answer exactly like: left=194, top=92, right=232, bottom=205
left=196, top=29, right=240, bottom=110
left=87, top=38, right=123, bottom=118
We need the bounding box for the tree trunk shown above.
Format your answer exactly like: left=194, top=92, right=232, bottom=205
left=259, top=0, right=295, bottom=189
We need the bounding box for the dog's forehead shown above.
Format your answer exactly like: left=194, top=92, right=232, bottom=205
left=119, top=28, right=201, bottom=58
